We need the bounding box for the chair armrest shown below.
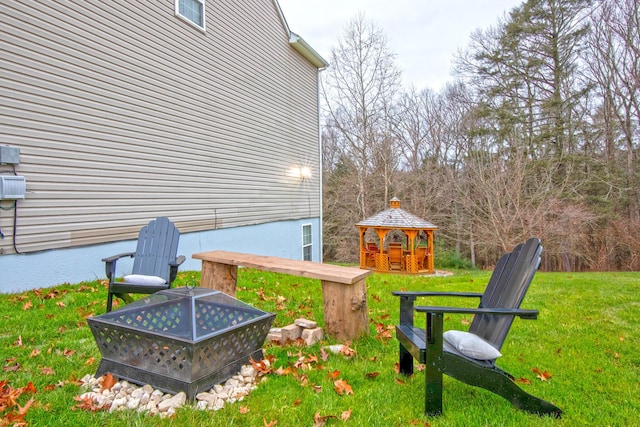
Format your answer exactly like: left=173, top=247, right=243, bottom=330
left=102, top=252, right=136, bottom=263
left=102, top=252, right=135, bottom=282
left=415, top=305, right=539, bottom=320
left=394, top=291, right=485, bottom=328
left=170, top=255, right=186, bottom=267
left=393, top=291, right=484, bottom=298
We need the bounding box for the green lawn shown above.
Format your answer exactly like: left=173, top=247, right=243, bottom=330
left=1, top=269, right=638, bottom=426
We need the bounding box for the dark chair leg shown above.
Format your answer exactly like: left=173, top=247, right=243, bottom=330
left=106, top=292, right=113, bottom=312
left=425, top=312, right=444, bottom=416
left=443, top=354, right=562, bottom=417
left=399, top=343, right=414, bottom=376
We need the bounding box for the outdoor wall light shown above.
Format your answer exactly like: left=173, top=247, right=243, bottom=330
left=288, top=166, right=312, bottom=179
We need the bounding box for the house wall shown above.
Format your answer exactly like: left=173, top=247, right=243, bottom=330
left=0, top=217, right=320, bottom=293
left=0, top=0, right=322, bottom=284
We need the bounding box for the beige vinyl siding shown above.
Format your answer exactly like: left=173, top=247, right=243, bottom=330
left=0, top=0, right=321, bottom=253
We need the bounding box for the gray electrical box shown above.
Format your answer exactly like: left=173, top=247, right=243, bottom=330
left=0, top=176, right=26, bottom=200
left=0, top=146, right=20, bottom=165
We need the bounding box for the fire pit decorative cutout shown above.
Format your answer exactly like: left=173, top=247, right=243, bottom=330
left=88, top=287, right=275, bottom=398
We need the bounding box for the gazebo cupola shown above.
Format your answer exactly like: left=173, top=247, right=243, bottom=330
left=356, top=198, right=438, bottom=274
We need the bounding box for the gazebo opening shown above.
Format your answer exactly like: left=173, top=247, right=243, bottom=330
left=356, top=198, right=438, bottom=274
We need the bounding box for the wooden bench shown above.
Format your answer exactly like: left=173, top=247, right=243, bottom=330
left=192, top=250, right=372, bottom=340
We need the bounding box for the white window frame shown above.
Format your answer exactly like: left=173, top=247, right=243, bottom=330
left=302, top=223, right=313, bottom=261
left=175, top=0, right=206, bottom=31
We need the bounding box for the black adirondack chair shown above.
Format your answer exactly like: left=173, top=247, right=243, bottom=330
left=103, top=217, right=185, bottom=312
left=393, top=237, right=561, bottom=417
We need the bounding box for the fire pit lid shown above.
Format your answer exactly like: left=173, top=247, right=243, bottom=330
left=93, top=287, right=272, bottom=342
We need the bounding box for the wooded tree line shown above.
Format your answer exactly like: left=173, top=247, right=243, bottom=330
left=320, top=0, right=639, bottom=271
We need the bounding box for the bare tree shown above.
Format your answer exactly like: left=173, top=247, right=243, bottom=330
left=322, top=12, right=402, bottom=219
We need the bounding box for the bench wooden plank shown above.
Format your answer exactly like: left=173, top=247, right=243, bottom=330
left=193, top=250, right=371, bottom=284
left=192, top=250, right=372, bottom=340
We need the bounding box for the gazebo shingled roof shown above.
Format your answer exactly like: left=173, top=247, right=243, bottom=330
left=356, top=203, right=438, bottom=229
left=356, top=198, right=438, bottom=274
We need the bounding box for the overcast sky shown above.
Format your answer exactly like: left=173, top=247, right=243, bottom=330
left=278, top=0, right=523, bottom=91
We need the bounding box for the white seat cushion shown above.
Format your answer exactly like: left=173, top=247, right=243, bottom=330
left=123, top=274, right=167, bottom=286
left=443, top=330, right=502, bottom=360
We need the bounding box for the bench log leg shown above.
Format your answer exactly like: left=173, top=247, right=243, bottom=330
left=321, top=278, right=369, bottom=341
left=200, top=261, right=238, bottom=296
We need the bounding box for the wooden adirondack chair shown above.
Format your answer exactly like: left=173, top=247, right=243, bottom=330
left=388, top=244, right=404, bottom=270
left=103, top=217, right=185, bottom=312
left=414, top=246, right=428, bottom=270
left=393, top=238, right=561, bottom=417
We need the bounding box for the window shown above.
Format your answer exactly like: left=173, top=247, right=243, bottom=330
left=175, top=0, right=205, bottom=30
left=302, top=224, right=312, bottom=261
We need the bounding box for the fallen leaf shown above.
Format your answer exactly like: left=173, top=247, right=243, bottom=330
left=298, top=373, right=310, bottom=386
left=5, top=397, right=35, bottom=425
left=41, top=366, right=55, bottom=375
left=22, top=301, right=33, bottom=310
left=291, top=399, right=302, bottom=407
left=340, top=346, right=356, bottom=357
left=23, top=382, right=37, bottom=394
left=72, top=395, right=106, bottom=412
left=85, top=357, right=95, bottom=366
left=365, top=372, right=380, bottom=379
left=263, top=419, right=277, bottom=427
left=13, top=336, right=23, bottom=347
left=250, top=357, right=274, bottom=375
left=239, top=405, right=250, bottom=414
left=30, top=349, right=40, bottom=358
left=320, top=347, right=329, bottom=361
left=532, top=367, right=552, bottom=381
left=515, top=377, right=532, bottom=385
left=333, top=379, right=354, bottom=395
left=341, top=409, right=352, bottom=420
left=327, top=370, right=340, bottom=379
left=275, top=366, right=295, bottom=376
left=313, top=412, right=338, bottom=427
left=56, top=301, right=66, bottom=308
left=100, top=373, right=117, bottom=391
left=4, top=361, right=21, bottom=372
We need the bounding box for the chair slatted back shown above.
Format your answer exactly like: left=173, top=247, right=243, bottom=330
left=388, top=245, right=404, bottom=264
left=469, top=238, right=542, bottom=350
left=131, top=217, right=180, bottom=282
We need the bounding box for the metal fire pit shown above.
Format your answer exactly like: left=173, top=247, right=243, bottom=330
left=87, top=287, right=275, bottom=398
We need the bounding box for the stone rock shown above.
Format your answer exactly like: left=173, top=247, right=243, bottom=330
left=281, top=324, right=302, bottom=342
left=266, top=331, right=282, bottom=343
left=301, top=327, right=324, bottom=346
left=241, top=365, right=256, bottom=378
left=295, top=318, right=318, bottom=329
left=126, top=397, right=141, bottom=410
left=158, top=392, right=186, bottom=412
left=76, top=363, right=262, bottom=416
left=325, top=344, right=346, bottom=354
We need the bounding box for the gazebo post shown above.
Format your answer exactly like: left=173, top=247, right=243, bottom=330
left=376, top=229, right=388, bottom=271
left=427, top=230, right=435, bottom=273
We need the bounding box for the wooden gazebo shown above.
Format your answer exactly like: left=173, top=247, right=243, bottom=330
left=356, top=198, right=438, bottom=274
